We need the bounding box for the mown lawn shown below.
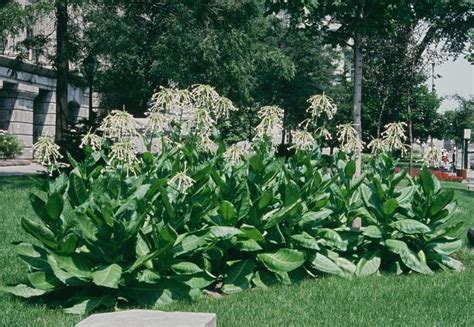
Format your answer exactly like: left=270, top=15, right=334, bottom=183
left=1, top=176, right=473, bottom=327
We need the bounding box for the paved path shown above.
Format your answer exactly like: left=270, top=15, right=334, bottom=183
left=0, top=163, right=46, bottom=176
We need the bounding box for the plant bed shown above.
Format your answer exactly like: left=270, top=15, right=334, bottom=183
left=0, top=87, right=466, bottom=315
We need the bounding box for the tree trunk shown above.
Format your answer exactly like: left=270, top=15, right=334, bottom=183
left=353, top=32, right=364, bottom=175
left=407, top=95, right=414, bottom=174
left=55, top=0, right=69, bottom=142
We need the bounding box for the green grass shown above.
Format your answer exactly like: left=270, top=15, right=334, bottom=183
left=1, top=176, right=473, bottom=326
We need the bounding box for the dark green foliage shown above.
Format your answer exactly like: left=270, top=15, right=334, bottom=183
left=0, top=139, right=465, bottom=314
left=0, top=130, right=23, bottom=159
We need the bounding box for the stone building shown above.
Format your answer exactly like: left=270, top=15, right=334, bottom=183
left=0, top=0, right=89, bottom=159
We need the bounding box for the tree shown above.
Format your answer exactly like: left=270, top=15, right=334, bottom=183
left=268, top=0, right=473, bottom=173
left=442, top=95, right=474, bottom=144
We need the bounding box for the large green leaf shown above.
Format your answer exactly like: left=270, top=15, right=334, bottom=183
left=53, top=254, right=93, bottom=279
left=173, top=272, right=215, bottom=289
left=390, top=219, right=431, bottom=234
left=173, top=231, right=208, bottom=256
left=63, top=295, right=116, bottom=315
left=29, top=194, right=50, bottom=223
left=46, top=193, right=64, bottom=221
left=284, top=180, right=300, bottom=207
left=258, top=190, right=273, bottom=209
left=291, top=233, right=320, bottom=250
left=92, top=264, right=122, bottom=289
left=219, top=200, right=237, bottom=221
left=257, top=249, right=305, bottom=273
left=27, top=271, right=61, bottom=291
left=382, top=198, right=398, bottom=216
left=209, top=226, right=242, bottom=239
left=298, top=209, right=333, bottom=226
left=171, top=262, right=203, bottom=275
left=362, top=225, right=382, bottom=239
left=263, top=200, right=301, bottom=229
left=385, top=239, right=433, bottom=274
left=14, top=242, right=50, bottom=270
left=21, top=218, right=57, bottom=249
left=426, top=239, right=462, bottom=255
left=68, top=173, right=88, bottom=207
left=419, top=166, right=434, bottom=195
left=232, top=238, right=262, bottom=252
left=345, top=160, right=356, bottom=179
left=240, top=225, right=264, bottom=241
left=222, top=259, right=255, bottom=294
left=309, top=253, right=344, bottom=277
left=356, top=252, right=381, bottom=277
left=0, top=284, right=46, bottom=298
left=429, top=189, right=454, bottom=217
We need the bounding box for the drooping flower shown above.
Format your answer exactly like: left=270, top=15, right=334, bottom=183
left=223, top=141, right=253, bottom=165
left=79, top=129, right=102, bottom=151
left=99, top=110, right=138, bottom=140
left=254, top=106, right=284, bottom=141
left=145, top=111, right=169, bottom=135
left=168, top=168, right=195, bottom=194
left=316, top=126, right=332, bottom=140
left=423, top=146, right=441, bottom=167
left=337, top=123, right=364, bottom=153
left=197, top=132, right=218, bottom=153
left=33, top=136, right=67, bottom=173
left=367, top=137, right=386, bottom=154
left=382, top=122, right=409, bottom=155
left=307, top=93, right=337, bottom=120
left=108, top=139, right=139, bottom=174
left=290, top=130, right=315, bottom=151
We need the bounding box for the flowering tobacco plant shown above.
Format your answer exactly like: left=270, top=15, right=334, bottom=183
left=2, top=86, right=464, bottom=315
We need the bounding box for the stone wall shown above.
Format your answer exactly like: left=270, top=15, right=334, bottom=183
left=0, top=57, right=89, bottom=159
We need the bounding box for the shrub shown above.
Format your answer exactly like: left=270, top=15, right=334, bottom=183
left=0, top=86, right=465, bottom=314
left=0, top=130, right=23, bottom=159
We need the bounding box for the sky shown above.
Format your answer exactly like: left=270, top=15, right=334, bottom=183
left=435, top=56, right=473, bottom=112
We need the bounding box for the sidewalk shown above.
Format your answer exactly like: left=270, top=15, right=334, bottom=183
left=0, top=163, right=46, bottom=176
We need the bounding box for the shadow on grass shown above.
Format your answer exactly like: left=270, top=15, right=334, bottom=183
left=0, top=176, right=45, bottom=192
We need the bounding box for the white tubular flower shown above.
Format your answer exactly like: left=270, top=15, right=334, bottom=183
left=213, top=96, right=238, bottom=120
left=79, top=129, right=102, bottom=151
left=168, top=168, right=195, bottom=194
left=99, top=110, right=138, bottom=140
left=108, top=139, right=139, bottom=171
left=423, top=146, right=441, bottom=167
left=33, top=136, right=66, bottom=171
left=195, top=107, right=215, bottom=129
left=337, top=123, right=364, bottom=153
left=197, top=132, right=218, bottom=153
left=191, top=84, right=220, bottom=107
left=316, top=127, right=332, bottom=140
left=367, top=137, right=387, bottom=155
left=307, top=93, right=337, bottom=120
left=145, top=111, right=169, bottom=135
left=291, top=130, right=315, bottom=151
left=382, top=122, right=409, bottom=155
left=223, top=143, right=250, bottom=165
left=254, top=106, right=284, bottom=140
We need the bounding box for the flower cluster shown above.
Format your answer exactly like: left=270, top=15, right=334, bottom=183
left=32, top=136, right=67, bottom=174
left=168, top=166, right=195, bottom=194
left=79, top=129, right=102, bottom=151
left=423, top=146, right=441, bottom=167
left=307, top=93, right=337, bottom=120
left=337, top=123, right=364, bottom=153
left=290, top=130, right=315, bottom=151
left=224, top=141, right=253, bottom=165
left=99, top=110, right=138, bottom=140
left=254, top=106, right=284, bottom=144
